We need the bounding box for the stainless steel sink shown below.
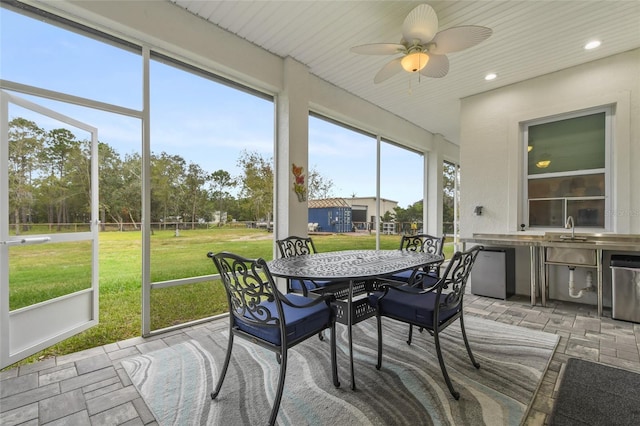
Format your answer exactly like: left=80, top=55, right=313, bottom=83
left=547, top=238, right=595, bottom=244
left=557, top=235, right=588, bottom=241
left=546, top=246, right=597, bottom=265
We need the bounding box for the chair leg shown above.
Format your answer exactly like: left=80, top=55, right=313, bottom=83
left=460, top=314, right=480, bottom=369
left=330, top=323, right=340, bottom=388
left=433, top=328, right=460, bottom=400
left=376, top=314, right=383, bottom=370
left=268, top=348, right=288, bottom=426
left=407, top=324, right=413, bottom=345
left=212, top=331, right=234, bottom=399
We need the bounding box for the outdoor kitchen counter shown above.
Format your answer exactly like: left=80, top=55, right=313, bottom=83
left=464, top=233, right=640, bottom=250
left=462, top=233, right=640, bottom=316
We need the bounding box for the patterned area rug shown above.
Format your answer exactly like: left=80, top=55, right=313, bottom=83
left=122, top=316, right=558, bottom=425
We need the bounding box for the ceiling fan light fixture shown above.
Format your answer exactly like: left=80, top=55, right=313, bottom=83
left=401, top=52, right=429, bottom=72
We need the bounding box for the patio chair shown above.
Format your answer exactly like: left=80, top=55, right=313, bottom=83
left=276, top=236, right=347, bottom=296
left=389, top=234, right=445, bottom=286
left=367, top=245, right=483, bottom=400
left=386, top=234, right=446, bottom=344
left=207, top=251, right=340, bottom=425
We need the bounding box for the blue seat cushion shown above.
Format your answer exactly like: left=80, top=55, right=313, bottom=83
left=389, top=270, right=439, bottom=288
left=234, top=293, right=331, bottom=346
left=368, top=288, right=459, bottom=328
left=290, top=279, right=334, bottom=292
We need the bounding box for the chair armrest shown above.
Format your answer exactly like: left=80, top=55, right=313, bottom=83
left=376, top=276, right=410, bottom=287
left=279, top=292, right=336, bottom=309
left=376, top=280, right=440, bottom=302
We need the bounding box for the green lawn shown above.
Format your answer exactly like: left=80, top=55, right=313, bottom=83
left=6, top=228, right=453, bottom=368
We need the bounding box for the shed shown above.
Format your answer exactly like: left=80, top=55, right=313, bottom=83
left=308, top=198, right=353, bottom=233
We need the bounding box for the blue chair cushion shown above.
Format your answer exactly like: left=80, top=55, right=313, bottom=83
left=234, top=293, right=331, bottom=346
left=290, top=279, right=334, bottom=292
left=368, top=288, right=459, bottom=328
left=389, top=270, right=440, bottom=288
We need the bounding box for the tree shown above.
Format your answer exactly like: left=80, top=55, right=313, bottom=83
left=63, top=138, right=92, bottom=226
left=8, top=118, right=45, bottom=234
left=40, top=128, right=83, bottom=230
left=443, top=161, right=459, bottom=234
left=237, top=150, right=273, bottom=221
left=99, top=147, right=142, bottom=230
left=151, top=152, right=186, bottom=228
left=381, top=210, right=395, bottom=222
left=184, top=163, right=209, bottom=228
left=393, top=200, right=423, bottom=223
left=98, top=142, right=125, bottom=229
left=209, top=169, right=236, bottom=224
left=118, top=152, right=142, bottom=227
left=307, top=165, right=335, bottom=199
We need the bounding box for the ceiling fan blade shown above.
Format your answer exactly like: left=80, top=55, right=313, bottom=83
left=350, top=43, right=405, bottom=55
left=429, top=26, right=493, bottom=55
left=402, top=4, right=438, bottom=44
left=374, top=57, right=403, bottom=84
left=419, top=54, right=449, bottom=78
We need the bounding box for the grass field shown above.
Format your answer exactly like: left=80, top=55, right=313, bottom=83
left=7, top=228, right=453, bottom=368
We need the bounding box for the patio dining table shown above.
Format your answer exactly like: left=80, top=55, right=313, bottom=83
left=267, top=249, right=444, bottom=390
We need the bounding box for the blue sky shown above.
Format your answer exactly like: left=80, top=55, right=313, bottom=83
left=1, top=7, right=423, bottom=207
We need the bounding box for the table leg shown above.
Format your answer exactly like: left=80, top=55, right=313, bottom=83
left=530, top=246, right=537, bottom=306
left=348, top=279, right=356, bottom=390
left=597, top=249, right=603, bottom=317
left=541, top=247, right=548, bottom=307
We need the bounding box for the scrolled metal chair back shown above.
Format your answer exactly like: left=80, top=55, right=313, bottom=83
left=437, top=246, right=483, bottom=311
left=209, top=251, right=281, bottom=327
left=400, top=234, right=444, bottom=256
left=276, top=236, right=317, bottom=258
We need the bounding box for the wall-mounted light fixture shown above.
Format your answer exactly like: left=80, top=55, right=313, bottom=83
left=474, top=206, right=483, bottom=216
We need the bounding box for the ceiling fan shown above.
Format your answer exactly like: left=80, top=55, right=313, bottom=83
left=351, top=4, right=492, bottom=83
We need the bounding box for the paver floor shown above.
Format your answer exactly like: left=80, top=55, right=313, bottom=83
left=2, top=295, right=639, bottom=425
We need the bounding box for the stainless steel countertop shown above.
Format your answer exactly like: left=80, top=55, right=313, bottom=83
left=463, top=233, right=640, bottom=251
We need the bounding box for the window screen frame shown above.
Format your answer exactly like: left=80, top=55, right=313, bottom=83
left=521, top=106, right=612, bottom=231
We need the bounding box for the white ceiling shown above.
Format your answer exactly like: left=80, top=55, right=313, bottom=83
left=171, top=1, right=640, bottom=145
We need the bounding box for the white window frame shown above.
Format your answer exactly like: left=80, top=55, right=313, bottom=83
left=522, top=106, right=612, bottom=231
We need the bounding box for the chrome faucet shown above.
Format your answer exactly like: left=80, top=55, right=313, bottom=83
left=565, top=215, right=575, bottom=239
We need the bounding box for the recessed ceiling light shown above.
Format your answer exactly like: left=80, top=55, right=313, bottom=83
left=584, top=40, right=601, bottom=50
left=485, top=73, right=497, bottom=81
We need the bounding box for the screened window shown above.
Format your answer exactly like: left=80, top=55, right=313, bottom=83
left=443, top=161, right=460, bottom=236
left=0, top=5, right=141, bottom=109
left=525, top=109, right=609, bottom=228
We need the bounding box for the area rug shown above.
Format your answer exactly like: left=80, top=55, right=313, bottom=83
left=549, top=357, right=640, bottom=425
left=122, top=316, right=558, bottom=425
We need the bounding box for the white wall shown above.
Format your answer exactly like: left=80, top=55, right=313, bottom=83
left=459, top=49, right=639, bottom=237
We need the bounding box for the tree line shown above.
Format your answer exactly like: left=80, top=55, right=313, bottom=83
left=7, top=117, right=337, bottom=234
left=8, top=117, right=456, bottom=235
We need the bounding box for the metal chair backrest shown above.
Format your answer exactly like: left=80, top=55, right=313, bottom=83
left=209, top=251, right=283, bottom=328
left=436, top=245, right=483, bottom=311
left=276, top=236, right=318, bottom=258
left=399, top=234, right=445, bottom=256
